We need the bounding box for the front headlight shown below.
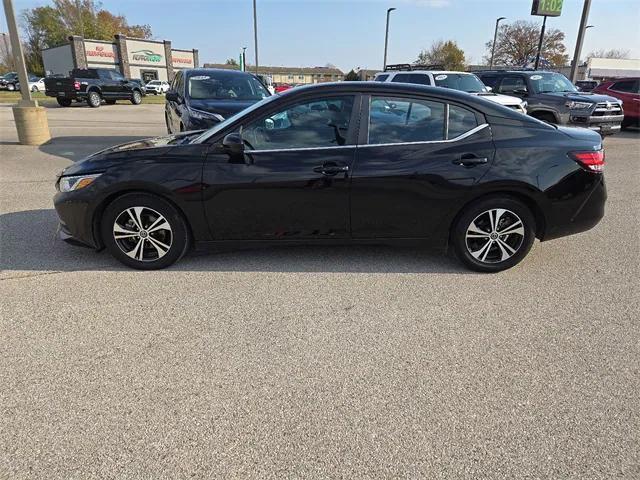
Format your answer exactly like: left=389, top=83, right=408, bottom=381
left=189, top=108, right=225, bottom=122
left=566, top=101, right=592, bottom=110
left=57, top=173, right=101, bottom=192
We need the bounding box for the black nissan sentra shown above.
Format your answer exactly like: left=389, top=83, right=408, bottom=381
left=54, top=82, right=606, bottom=272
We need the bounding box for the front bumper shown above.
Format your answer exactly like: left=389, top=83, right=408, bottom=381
left=54, top=190, right=99, bottom=249
left=567, top=113, right=625, bottom=134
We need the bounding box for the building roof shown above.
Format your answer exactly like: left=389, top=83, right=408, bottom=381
left=203, top=63, right=344, bottom=76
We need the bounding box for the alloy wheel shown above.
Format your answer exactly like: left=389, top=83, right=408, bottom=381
left=113, top=206, right=172, bottom=262
left=465, top=208, right=525, bottom=263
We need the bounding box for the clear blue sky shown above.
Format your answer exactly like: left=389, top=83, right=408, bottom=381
left=3, top=0, right=640, bottom=72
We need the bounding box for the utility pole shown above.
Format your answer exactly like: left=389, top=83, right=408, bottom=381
left=383, top=7, right=396, bottom=70
left=253, top=0, right=259, bottom=75
left=489, top=17, right=506, bottom=69
left=570, top=0, right=592, bottom=83
left=533, top=15, right=547, bottom=70
left=2, top=0, right=50, bottom=144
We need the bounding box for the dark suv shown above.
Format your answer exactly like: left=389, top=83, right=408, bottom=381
left=475, top=70, right=624, bottom=135
left=165, top=68, right=270, bottom=134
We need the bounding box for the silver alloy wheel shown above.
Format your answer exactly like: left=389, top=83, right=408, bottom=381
left=465, top=208, right=525, bottom=263
left=113, top=206, right=172, bottom=262
left=133, top=91, right=141, bottom=103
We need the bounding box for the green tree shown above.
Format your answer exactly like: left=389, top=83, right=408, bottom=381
left=484, top=20, right=568, bottom=67
left=416, top=40, right=465, bottom=71
left=344, top=69, right=359, bottom=81
left=21, top=0, right=152, bottom=75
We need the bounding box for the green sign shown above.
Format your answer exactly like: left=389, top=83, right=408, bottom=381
left=131, top=49, right=162, bottom=63
left=531, top=0, right=563, bottom=17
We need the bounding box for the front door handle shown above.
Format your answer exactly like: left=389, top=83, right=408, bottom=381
left=313, top=163, right=349, bottom=176
left=453, top=154, right=488, bottom=167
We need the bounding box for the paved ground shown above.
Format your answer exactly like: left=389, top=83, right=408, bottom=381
left=1, top=103, right=639, bottom=479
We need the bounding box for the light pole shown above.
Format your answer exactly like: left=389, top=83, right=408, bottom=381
left=383, top=7, right=396, bottom=70
left=489, top=17, right=506, bottom=69
left=570, top=0, right=593, bottom=83
left=253, top=0, right=259, bottom=75
left=2, top=0, right=50, bottom=145
left=241, top=46, right=247, bottom=72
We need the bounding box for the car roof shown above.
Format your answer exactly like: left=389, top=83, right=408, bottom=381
left=184, top=68, right=256, bottom=77
left=377, top=70, right=475, bottom=76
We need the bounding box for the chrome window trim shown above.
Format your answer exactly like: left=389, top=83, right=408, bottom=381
left=245, top=123, right=488, bottom=154
left=360, top=123, right=488, bottom=149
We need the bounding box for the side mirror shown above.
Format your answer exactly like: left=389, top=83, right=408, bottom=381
left=222, top=133, right=244, bottom=155
left=485, top=86, right=493, bottom=92
left=166, top=91, right=179, bottom=102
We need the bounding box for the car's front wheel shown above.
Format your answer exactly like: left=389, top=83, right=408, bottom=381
left=7, top=83, right=15, bottom=91
left=131, top=90, right=142, bottom=104
left=452, top=196, right=535, bottom=272
left=101, top=193, right=190, bottom=270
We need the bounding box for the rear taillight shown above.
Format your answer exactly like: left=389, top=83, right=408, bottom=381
left=73, top=81, right=81, bottom=91
left=570, top=149, right=605, bottom=172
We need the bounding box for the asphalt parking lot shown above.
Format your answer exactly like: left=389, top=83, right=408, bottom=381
left=1, top=103, right=639, bottom=479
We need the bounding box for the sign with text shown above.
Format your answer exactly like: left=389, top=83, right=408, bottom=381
left=84, top=41, right=118, bottom=64
left=126, top=40, right=164, bottom=66
left=171, top=50, right=195, bottom=68
left=531, top=0, right=563, bottom=17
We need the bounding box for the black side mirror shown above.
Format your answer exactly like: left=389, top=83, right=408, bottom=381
left=222, top=133, right=244, bottom=155
left=166, top=91, right=179, bottom=102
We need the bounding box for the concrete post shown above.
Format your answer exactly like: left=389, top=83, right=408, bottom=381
left=163, top=40, right=173, bottom=81
left=69, top=35, right=87, bottom=69
left=193, top=49, right=199, bottom=68
left=3, top=0, right=50, bottom=145
left=114, top=34, right=131, bottom=78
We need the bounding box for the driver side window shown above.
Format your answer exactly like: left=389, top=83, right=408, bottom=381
left=242, top=96, right=355, bottom=151
left=498, top=76, right=526, bottom=94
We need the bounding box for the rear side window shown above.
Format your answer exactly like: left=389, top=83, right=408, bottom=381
left=448, top=105, right=478, bottom=138
left=369, top=96, right=445, bottom=144
left=391, top=73, right=431, bottom=85
left=375, top=74, right=389, bottom=82
left=479, top=75, right=499, bottom=88
left=611, top=80, right=637, bottom=93
left=498, top=76, right=527, bottom=94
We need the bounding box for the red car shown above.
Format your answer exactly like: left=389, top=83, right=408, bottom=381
left=274, top=83, right=293, bottom=94
left=592, top=78, right=639, bottom=129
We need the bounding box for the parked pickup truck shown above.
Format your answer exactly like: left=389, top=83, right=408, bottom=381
left=44, top=68, right=144, bottom=108
left=474, top=70, right=624, bottom=135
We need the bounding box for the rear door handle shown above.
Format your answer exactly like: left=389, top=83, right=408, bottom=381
left=313, top=164, right=349, bottom=176
left=453, top=154, right=488, bottom=167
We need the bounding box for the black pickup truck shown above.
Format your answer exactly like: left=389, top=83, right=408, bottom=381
left=44, top=68, right=144, bottom=108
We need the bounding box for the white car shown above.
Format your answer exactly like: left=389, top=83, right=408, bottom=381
left=374, top=67, right=527, bottom=114
left=144, top=80, right=170, bottom=95
left=28, top=77, right=45, bottom=92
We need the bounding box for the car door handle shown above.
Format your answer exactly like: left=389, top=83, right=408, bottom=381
left=313, top=164, right=349, bottom=176
left=453, top=154, right=488, bottom=167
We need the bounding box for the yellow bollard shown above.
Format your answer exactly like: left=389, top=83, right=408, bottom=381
left=12, top=105, right=51, bottom=146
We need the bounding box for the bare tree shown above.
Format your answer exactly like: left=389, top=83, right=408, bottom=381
left=586, top=49, right=630, bottom=60
left=485, top=20, right=568, bottom=67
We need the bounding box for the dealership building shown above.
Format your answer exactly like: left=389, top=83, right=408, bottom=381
left=42, top=35, right=198, bottom=83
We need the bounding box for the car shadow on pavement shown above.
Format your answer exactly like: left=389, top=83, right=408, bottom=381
left=38, top=136, right=148, bottom=162
left=0, top=209, right=467, bottom=274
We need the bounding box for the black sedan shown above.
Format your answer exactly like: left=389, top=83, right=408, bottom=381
left=54, top=82, right=606, bottom=272
left=164, top=68, right=270, bottom=134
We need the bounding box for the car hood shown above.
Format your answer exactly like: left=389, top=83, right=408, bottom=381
left=473, top=92, right=522, bottom=106
left=60, top=131, right=205, bottom=177
left=187, top=98, right=260, bottom=117
left=539, top=91, right=622, bottom=104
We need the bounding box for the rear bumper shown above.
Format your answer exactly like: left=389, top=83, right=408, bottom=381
left=542, top=173, right=606, bottom=241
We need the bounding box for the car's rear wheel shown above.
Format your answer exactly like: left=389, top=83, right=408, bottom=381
left=452, top=196, right=535, bottom=272
left=7, top=83, right=15, bottom=91
left=56, top=97, right=72, bottom=107
left=87, top=91, right=101, bottom=108
left=101, top=193, right=190, bottom=270
left=131, top=90, right=142, bottom=104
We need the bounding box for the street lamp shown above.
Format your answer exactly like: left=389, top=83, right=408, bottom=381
left=253, top=0, right=259, bottom=75
left=489, top=17, right=506, bottom=69
left=383, top=7, right=396, bottom=70
left=569, top=0, right=593, bottom=82
left=241, top=46, right=247, bottom=72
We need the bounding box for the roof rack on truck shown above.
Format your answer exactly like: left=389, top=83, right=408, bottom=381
left=384, top=64, right=445, bottom=72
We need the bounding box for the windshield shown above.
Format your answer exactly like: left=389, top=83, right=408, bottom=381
left=434, top=73, right=487, bottom=93
left=187, top=72, right=270, bottom=101
left=192, top=94, right=281, bottom=144
left=529, top=72, right=577, bottom=94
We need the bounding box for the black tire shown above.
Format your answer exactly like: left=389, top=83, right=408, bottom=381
left=56, top=97, right=72, bottom=107
left=101, top=193, right=190, bottom=270
left=131, top=90, right=142, bottom=105
left=531, top=111, right=557, bottom=124
left=31, top=86, right=38, bottom=92
left=105, top=99, right=117, bottom=105
left=87, top=90, right=101, bottom=108
left=452, top=196, right=536, bottom=273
